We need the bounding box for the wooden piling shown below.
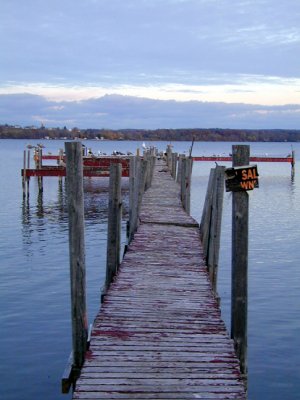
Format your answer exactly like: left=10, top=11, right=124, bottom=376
left=231, top=144, right=249, bottom=376
left=291, top=150, right=295, bottom=178
left=171, top=152, right=177, bottom=179
left=26, top=149, right=30, bottom=195
left=137, top=159, right=148, bottom=212
left=200, top=168, right=215, bottom=257
left=166, top=144, right=172, bottom=170
left=103, top=163, right=122, bottom=295
left=199, top=165, right=225, bottom=298
left=180, top=156, right=187, bottom=209
left=149, top=151, right=156, bottom=187
left=38, top=147, right=43, bottom=192
left=180, top=156, right=192, bottom=215
left=176, top=154, right=183, bottom=184
left=65, top=141, right=88, bottom=370
left=185, top=157, right=193, bottom=215
left=22, top=150, right=27, bottom=197
left=129, top=158, right=148, bottom=242
left=58, top=148, right=64, bottom=165
left=207, top=166, right=225, bottom=292
left=144, top=151, right=153, bottom=191
left=127, top=156, right=135, bottom=241
left=128, top=156, right=140, bottom=242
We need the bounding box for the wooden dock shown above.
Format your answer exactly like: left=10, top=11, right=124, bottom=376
left=72, top=159, right=247, bottom=400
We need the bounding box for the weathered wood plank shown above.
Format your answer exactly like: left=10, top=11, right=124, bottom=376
left=79, top=361, right=242, bottom=370
left=75, top=384, right=245, bottom=394
left=74, top=394, right=245, bottom=400
left=79, top=371, right=241, bottom=379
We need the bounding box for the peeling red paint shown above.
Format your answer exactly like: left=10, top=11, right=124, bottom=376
left=84, top=350, right=95, bottom=360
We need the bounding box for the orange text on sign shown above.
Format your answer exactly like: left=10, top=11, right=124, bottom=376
left=241, top=168, right=258, bottom=180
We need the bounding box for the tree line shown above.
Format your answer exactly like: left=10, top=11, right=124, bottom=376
left=1, top=124, right=300, bottom=142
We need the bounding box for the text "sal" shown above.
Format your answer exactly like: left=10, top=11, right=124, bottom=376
left=225, top=165, right=259, bottom=192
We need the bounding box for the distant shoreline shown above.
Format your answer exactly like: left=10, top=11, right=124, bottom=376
left=1, top=125, right=300, bottom=142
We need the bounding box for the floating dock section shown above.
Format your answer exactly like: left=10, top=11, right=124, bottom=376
left=21, top=148, right=295, bottom=179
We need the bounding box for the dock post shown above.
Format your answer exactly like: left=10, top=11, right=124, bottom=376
left=34, top=147, right=38, bottom=169
left=171, top=152, right=177, bottom=179
left=177, top=154, right=183, bottom=184
left=231, top=144, right=249, bottom=377
left=291, top=150, right=295, bottom=178
left=65, top=141, right=88, bottom=371
left=145, top=151, right=152, bottom=191
left=129, top=158, right=148, bottom=242
left=166, top=144, right=172, bottom=170
left=127, top=156, right=135, bottom=242
left=128, top=156, right=140, bottom=242
left=26, top=149, right=30, bottom=195
left=103, top=163, right=122, bottom=296
left=27, top=149, right=30, bottom=169
left=181, top=156, right=192, bottom=215
left=58, top=148, right=64, bottom=165
left=200, top=168, right=215, bottom=257
left=22, top=150, right=27, bottom=198
left=137, top=159, right=148, bottom=213
left=38, top=147, right=43, bottom=193
left=58, top=148, right=64, bottom=184
left=200, top=166, right=225, bottom=292
left=185, top=157, right=193, bottom=215
left=180, top=156, right=187, bottom=208
left=149, top=153, right=156, bottom=186
left=207, top=166, right=225, bottom=293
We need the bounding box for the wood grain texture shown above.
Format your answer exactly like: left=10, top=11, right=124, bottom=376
left=231, top=145, right=249, bottom=376
left=73, top=159, right=246, bottom=399
left=104, top=163, right=122, bottom=292
left=65, top=141, right=88, bottom=369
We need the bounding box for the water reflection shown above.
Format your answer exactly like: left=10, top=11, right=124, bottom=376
left=9, top=141, right=300, bottom=400
left=21, top=195, right=34, bottom=255
left=290, top=168, right=296, bottom=192
left=36, top=191, right=44, bottom=218
left=21, top=177, right=129, bottom=253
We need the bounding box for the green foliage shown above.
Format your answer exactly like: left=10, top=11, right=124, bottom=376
left=1, top=125, right=300, bottom=141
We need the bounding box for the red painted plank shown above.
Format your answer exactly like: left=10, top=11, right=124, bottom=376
left=193, top=155, right=293, bottom=163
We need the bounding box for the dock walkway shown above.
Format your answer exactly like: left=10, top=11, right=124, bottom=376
left=72, top=160, right=247, bottom=399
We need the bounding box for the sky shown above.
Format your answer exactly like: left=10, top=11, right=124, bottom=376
left=1, top=0, right=300, bottom=129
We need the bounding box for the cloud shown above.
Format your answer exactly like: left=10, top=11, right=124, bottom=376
left=1, top=0, right=300, bottom=129
left=1, top=93, right=300, bottom=130
left=1, top=0, right=300, bottom=87
left=1, top=74, right=300, bottom=105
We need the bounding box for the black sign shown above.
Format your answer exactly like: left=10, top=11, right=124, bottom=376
left=225, top=165, right=259, bottom=192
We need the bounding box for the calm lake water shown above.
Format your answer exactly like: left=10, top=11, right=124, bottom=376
left=0, top=139, right=299, bottom=400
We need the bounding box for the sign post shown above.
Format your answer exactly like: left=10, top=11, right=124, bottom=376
left=229, top=145, right=256, bottom=378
